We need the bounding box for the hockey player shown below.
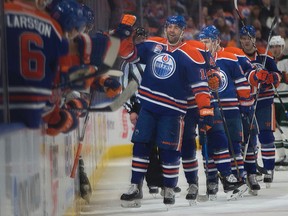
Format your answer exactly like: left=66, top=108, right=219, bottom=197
left=224, top=45, right=262, bottom=195
left=269, top=35, right=288, bottom=170
left=43, top=0, right=122, bottom=136
left=118, top=15, right=213, bottom=207
left=239, top=25, right=282, bottom=186
left=198, top=25, right=250, bottom=199
left=1, top=0, right=70, bottom=128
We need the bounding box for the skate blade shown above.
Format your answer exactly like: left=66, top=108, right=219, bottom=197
left=150, top=193, right=158, bottom=198
left=121, top=200, right=141, bottom=208
left=226, top=184, right=248, bottom=201
left=248, top=189, right=258, bottom=196
left=209, top=194, right=217, bottom=201
left=188, top=199, right=197, bottom=206
left=197, top=194, right=209, bottom=202
left=265, top=183, right=271, bottom=188
left=237, top=184, right=249, bottom=197
left=165, top=203, right=175, bottom=211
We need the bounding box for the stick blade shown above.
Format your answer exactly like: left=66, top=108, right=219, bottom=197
left=103, top=36, right=120, bottom=67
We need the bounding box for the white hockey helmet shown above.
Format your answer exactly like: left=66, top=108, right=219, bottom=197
left=269, top=35, right=285, bottom=47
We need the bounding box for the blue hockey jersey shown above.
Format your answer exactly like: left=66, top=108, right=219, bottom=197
left=243, top=47, right=281, bottom=108
left=127, top=37, right=211, bottom=115
left=2, top=1, right=69, bottom=128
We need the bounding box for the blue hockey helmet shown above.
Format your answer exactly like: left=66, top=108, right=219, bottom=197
left=240, top=25, right=256, bottom=38
left=165, top=15, right=186, bottom=29
left=198, top=25, right=220, bottom=41
left=50, top=0, right=87, bottom=33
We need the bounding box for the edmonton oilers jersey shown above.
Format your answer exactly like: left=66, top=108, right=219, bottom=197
left=185, top=40, right=215, bottom=110
left=211, top=50, right=251, bottom=118
left=4, top=1, right=68, bottom=110
left=134, top=37, right=210, bottom=115
left=244, top=47, right=281, bottom=108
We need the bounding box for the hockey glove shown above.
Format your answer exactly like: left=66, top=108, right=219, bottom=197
left=198, top=107, right=214, bottom=132
left=114, top=14, right=137, bottom=40
left=249, top=69, right=269, bottom=87
left=98, top=76, right=122, bottom=98
left=65, top=98, right=88, bottom=117
left=45, top=109, right=74, bottom=136
left=62, top=110, right=79, bottom=134
left=207, top=68, right=221, bottom=91
left=265, top=72, right=281, bottom=88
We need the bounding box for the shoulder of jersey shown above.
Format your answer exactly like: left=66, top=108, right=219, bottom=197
left=180, top=43, right=205, bottom=63
left=257, top=46, right=273, bottom=57
left=217, top=49, right=238, bottom=61
left=186, top=40, right=207, bottom=51
left=146, top=37, right=166, bottom=44
left=5, top=1, right=64, bottom=36
left=224, top=46, right=246, bottom=56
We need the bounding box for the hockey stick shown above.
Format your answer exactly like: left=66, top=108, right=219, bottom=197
left=234, top=0, right=276, bottom=166
left=197, top=130, right=209, bottom=202
left=276, top=121, right=288, bottom=142
left=54, top=36, right=121, bottom=89
left=86, top=78, right=138, bottom=112
left=70, top=92, right=94, bottom=178
left=203, top=44, right=241, bottom=179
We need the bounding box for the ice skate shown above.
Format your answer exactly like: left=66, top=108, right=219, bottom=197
left=263, top=170, right=274, bottom=188
left=186, top=184, right=198, bottom=205
left=207, top=182, right=218, bottom=201
left=148, top=186, right=159, bottom=198
left=275, top=156, right=288, bottom=171
left=163, top=187, right=175, bottom=209
left=256, top=171, right=263, bottom=182
left=120, top=183, right=143, bottom=208
left=247, top=174, right=260, bottom=196
left=219, top=174, right=248, bottom=200
left=160, top=186, right=181, bottom=197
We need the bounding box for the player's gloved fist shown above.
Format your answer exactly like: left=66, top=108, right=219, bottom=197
left=44, top=108, right=74, bottom=136
left=207, top=69, right=221, bottom=90
left=114, top=14, right=137, bottom=40
left=99, top=76, right=122, bottom=98
left=198, top=107, right=214, bottom=132
left=254, top=69, right=269, bottom=83
left=265, top=72, right=281, bottom=88
left=65, top=98, right=88, bottom=117
left=67, top=65, right=96, bottom=90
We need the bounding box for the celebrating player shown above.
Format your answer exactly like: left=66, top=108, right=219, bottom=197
left=239, top=25, right=282, bottom=186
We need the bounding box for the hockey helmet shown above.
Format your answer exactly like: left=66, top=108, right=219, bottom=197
left=50, top=0, right=87, bottom=33
left=165, top=15, right=186, bottom=29
left=240, top=25, right=256, bottom=38
left=269, top=35, right=285, bottom=47
left=198, top=25, right=220, bottom=41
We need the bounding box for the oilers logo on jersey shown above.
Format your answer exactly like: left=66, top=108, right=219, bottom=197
left=152, top=53, right=176, bottom=79
left=213, top=69, right=228, bottom=93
